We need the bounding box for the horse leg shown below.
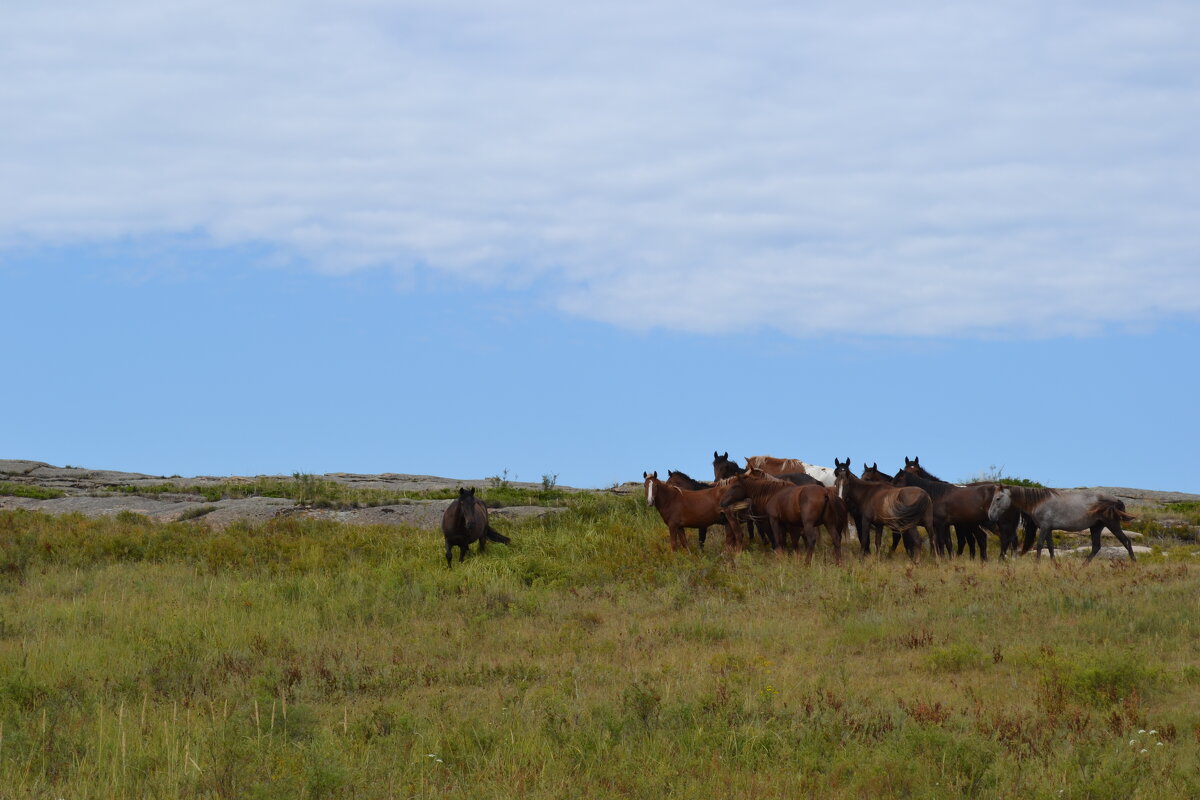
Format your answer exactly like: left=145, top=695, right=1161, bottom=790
left=1039, top=524, right=1056, bottom=560
left=1108, top=520, right=1136, bottom=561
left=1085, top=522, right=1105, bottom=562
left=901, top=527, right=918, bottom=560
left=767, top=518, right=785, bottom=553
left=802, top=524, right=818, bottom=564
left=829, top=521, right=843, bottom=564
left=853, top=513, right=869, bottom=555
left=445, top=542, right=453, bottom=568
left=698, top=526, right=708, bottom=550
left=974, top=525, right=988, bottom=561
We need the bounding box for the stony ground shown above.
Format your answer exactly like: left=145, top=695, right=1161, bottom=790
left=0, top=459, right=580, bottom=528
left=2, top=459, right=1197, bottom=559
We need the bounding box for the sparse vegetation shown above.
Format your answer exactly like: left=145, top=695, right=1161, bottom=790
left=0, top=481, right=66, bottom=500
left=104, top=473, right=569, bottom=509
left=965, top=465, right=1045, bottom=488
left=1, top=498, right=1199, bottom=798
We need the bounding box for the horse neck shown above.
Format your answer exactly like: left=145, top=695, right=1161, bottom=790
left=740, top=477, right=788, bottom=503
left=839, top=472, right=876, bottom=504
left=649, top=480, right=680, bottom=509
left=900, top=472, right=950, bottom=497
left=1004, top=485, right=1056, bottom=512
left=909, top=465, right=944, bottom=482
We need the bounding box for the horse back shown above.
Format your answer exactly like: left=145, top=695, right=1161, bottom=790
left=746, top=455, right=807, bottom=475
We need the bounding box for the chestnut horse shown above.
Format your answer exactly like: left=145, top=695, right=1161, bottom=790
left=833, top=459, right=934, bottom=559
left=719, top=470, right=842, bottom=562
left=745, top=455, right=836, bottom=487
left=643, top=471, right=743, bottom=552
left=711, top=455, right=819, bottom=546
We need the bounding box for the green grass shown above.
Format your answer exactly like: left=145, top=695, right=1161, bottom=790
left=0, top=482, right=66, bottom=500
left=106, top=473, right=570, bottom=510
left=1, top=499, right=1200, bottom=798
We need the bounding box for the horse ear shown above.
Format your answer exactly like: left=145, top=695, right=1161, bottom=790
left=722, top=452, right=729, bottom=459
left=643, top=471, right=648, bottom=479
left=714, top=451, right=719, bottom=459
left=872, top=462, right=878, bottom=469
left=469, top=487, right=476, bottom=495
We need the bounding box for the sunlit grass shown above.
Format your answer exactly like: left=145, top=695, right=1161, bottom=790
left=2, top=500, right=1199, bottom=798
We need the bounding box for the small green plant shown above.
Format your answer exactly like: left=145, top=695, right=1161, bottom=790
left=0, top=482, right=66, bottom=500
left=542, top=473, right=559, bottom=491
left=489, top=469, right=511, bottom=489
left=965, top=465, right=1044, bottom=488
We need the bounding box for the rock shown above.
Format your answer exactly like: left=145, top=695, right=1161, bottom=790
left=1069, top=545, right=1153, bottom=559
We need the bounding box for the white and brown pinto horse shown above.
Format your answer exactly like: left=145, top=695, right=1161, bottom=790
left=745, top=455, right=836, bottom=487
left=988, top=486, right=1137, bottom=561
left=643, top=471, right=744, bottom=552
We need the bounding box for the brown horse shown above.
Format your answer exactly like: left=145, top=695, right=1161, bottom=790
left=893, top=469, right=1005, bottom=560
left=860, top=462, right=894, bottom=484
left=441, top=487, right=511, bottom=567
left=713, top=451, right=741, bottom=481
left=902, top=457, right=1032, bottom=559
left=719, top=470, right=842, bottom=562
left=643, top=471, right=744, bottom=552
left=833, top=459, right=934, bottom=559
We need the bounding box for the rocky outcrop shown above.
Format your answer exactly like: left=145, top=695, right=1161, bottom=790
left=0, top=460, right=570, bottom=529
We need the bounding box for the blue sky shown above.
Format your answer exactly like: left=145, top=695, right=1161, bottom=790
left=3, top=2, right=1198, bottom=491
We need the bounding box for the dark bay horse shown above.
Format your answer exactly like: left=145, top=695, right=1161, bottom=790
left=833, top=459, right=934, bottom=559
left=902, top=457, right=1031, bottom=559
left=441, top=487, right=511, bottom=567
left=719, top=471, right=843, bottom=562
left=860, top=463, right=894, bottom=484
left=989, top=486, right=1138, bottom=561
left=713, top=451, right=741, bottom=481
left=893, top=469, right=1000, bottom=560
left=644, top=471, right=744, bottom=552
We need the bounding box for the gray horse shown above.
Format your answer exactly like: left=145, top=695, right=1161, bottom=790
left=988, top=486, right=1137, bottom=561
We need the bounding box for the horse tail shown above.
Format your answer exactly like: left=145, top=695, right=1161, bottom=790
left=484, top=525, right=511, bottom=544
left=888, top=494, right=928, bottom=527
left=1088, top=500, right=1136, bottom=524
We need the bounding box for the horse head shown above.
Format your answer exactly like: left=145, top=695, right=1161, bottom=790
left=861, top=462, right=892, bottom=483
left=832, top=458, right=853, bottom=498
left=713, top=451, right=739, bottom=480
left=987, top=485, right=1012, bottom=522
left=642, top=471, right=659, bottom=505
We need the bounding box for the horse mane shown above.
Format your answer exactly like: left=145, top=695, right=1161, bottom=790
left=1006, top=485, right=1060, bottom=507
left=667, top=469, right=713, bottom=489
left=908, top=463, right=946, bottom=483
left=895, top=470, right=954, bottom=498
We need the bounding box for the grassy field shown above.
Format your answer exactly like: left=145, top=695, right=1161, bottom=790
left=1, top=496, right=1199, bottom=799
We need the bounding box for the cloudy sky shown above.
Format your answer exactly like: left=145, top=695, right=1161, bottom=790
left=4, top=1, right=1198, bottom=490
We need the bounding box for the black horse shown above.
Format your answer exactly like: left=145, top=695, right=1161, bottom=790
left=441, top=487, right=510, bottom=567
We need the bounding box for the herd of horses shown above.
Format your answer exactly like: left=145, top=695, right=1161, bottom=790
left=642, top=452, right=1139, bottom=563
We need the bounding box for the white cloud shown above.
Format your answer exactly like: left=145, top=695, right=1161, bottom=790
left=3, top=0, right=1199, bottom=336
